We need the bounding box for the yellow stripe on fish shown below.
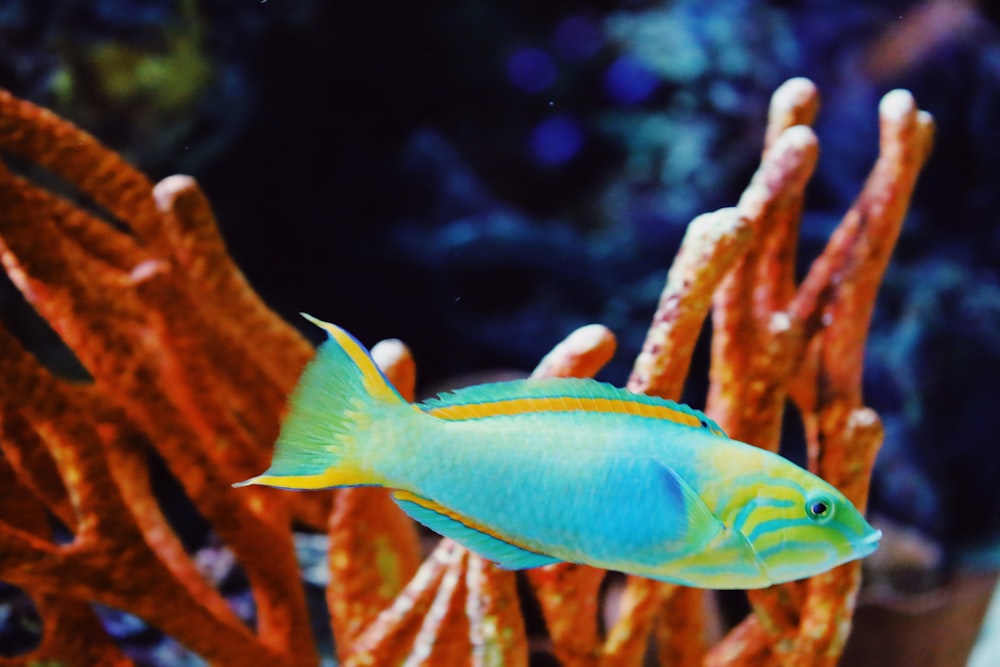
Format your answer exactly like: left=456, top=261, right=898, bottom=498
left=420, top=376, right=728, bottom=437
left=426, top=395, right=707, bottom=429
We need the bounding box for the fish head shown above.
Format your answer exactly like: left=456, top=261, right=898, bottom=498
left=699, top=440, right=882, bottom=585
left=728, top=470, right=881, bottom=585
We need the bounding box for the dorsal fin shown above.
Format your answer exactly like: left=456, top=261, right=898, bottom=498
left=419, top=378, right=726, bottom=436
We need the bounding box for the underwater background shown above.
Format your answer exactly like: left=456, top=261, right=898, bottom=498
left=1, top=0, right=1000, bottom=663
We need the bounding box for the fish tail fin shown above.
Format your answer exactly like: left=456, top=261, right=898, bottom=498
left=234, top=314, right=409, bottom=490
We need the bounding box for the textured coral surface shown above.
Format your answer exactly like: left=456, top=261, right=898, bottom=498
left=0, top=78, right=931, bottom=666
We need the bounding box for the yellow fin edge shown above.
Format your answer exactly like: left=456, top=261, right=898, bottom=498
left=393, top=489, right=515, bottom=543
left=300, top=312, right=400, bottom=403
left=233, top=465, right=377, bottom=490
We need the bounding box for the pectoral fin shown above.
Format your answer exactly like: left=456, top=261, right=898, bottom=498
left=651, top=460, right=725, bottom=554
left=391, top=491, right=559, bottom=569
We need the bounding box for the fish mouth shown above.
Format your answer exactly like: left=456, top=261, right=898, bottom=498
left=852, top=529, right=882, bottom=558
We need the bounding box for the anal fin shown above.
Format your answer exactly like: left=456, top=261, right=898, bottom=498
left=391, top=491, right=559, bottom=570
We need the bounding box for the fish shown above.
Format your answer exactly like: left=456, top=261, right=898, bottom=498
left=235, top=315, right=882, bottom=589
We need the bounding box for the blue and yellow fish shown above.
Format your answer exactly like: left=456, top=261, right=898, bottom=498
left=236, top=315, right=881, bottom=589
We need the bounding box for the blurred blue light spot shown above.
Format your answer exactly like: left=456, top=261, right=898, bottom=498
left=530, top=116, right=583, bottom=166
left=507, top=48, right=557, bottom=93
left=93, top=0, right=174, bottom=25
left=604, top=55, right=659, bottom=105
left=553, top=15, right=602, bottom=61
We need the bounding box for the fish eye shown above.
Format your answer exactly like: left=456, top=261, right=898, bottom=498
left=806, top=495, right=834, bottom=523
left=699, top=418, right=709, bottom=428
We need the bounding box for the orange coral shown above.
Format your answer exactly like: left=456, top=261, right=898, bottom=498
left=0, top=89, right=323, bottom=665
left=0, top=78, right=932, bottom=666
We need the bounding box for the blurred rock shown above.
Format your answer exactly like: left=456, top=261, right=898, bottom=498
left=864, top=515, right=946, bottom=594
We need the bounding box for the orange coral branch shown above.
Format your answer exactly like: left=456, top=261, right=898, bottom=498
left=345, top=540, right=461, bottom=666
left=781, top=92, right=933, bottom=667
left=601, top=579, right=674, bottom=665
left=756, top=78, right=819, bottom=322
left=151, top=175, right=317, bottom=413
left=707, top=88, right=933, bottom=667
left=0, top=331, right=267, bottom=664
left=407, top=544, right=472, bottom=666
left=528, top=563, right=606, bottom=666
left=797, top=91, right=934, bottom=413
left=707, top=88, right=823, bottom=657
left=763, top=78, right=820, bottom=153
left=0, top=454, right=130, bottom=667
left=708, top=125, right=819, bottom=452
left=466, top=554, right=528, bottom=667
left=533, top=323, right=619, bottom=381
left=0, top=90, right=323, bottom=664
left=0, top=90, right=162, bottom=244
left=628, top=207, right=751, bottom=401
left=653, top=587, right=710, bottom=666
left=704, top=615, right=771, bottom=667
